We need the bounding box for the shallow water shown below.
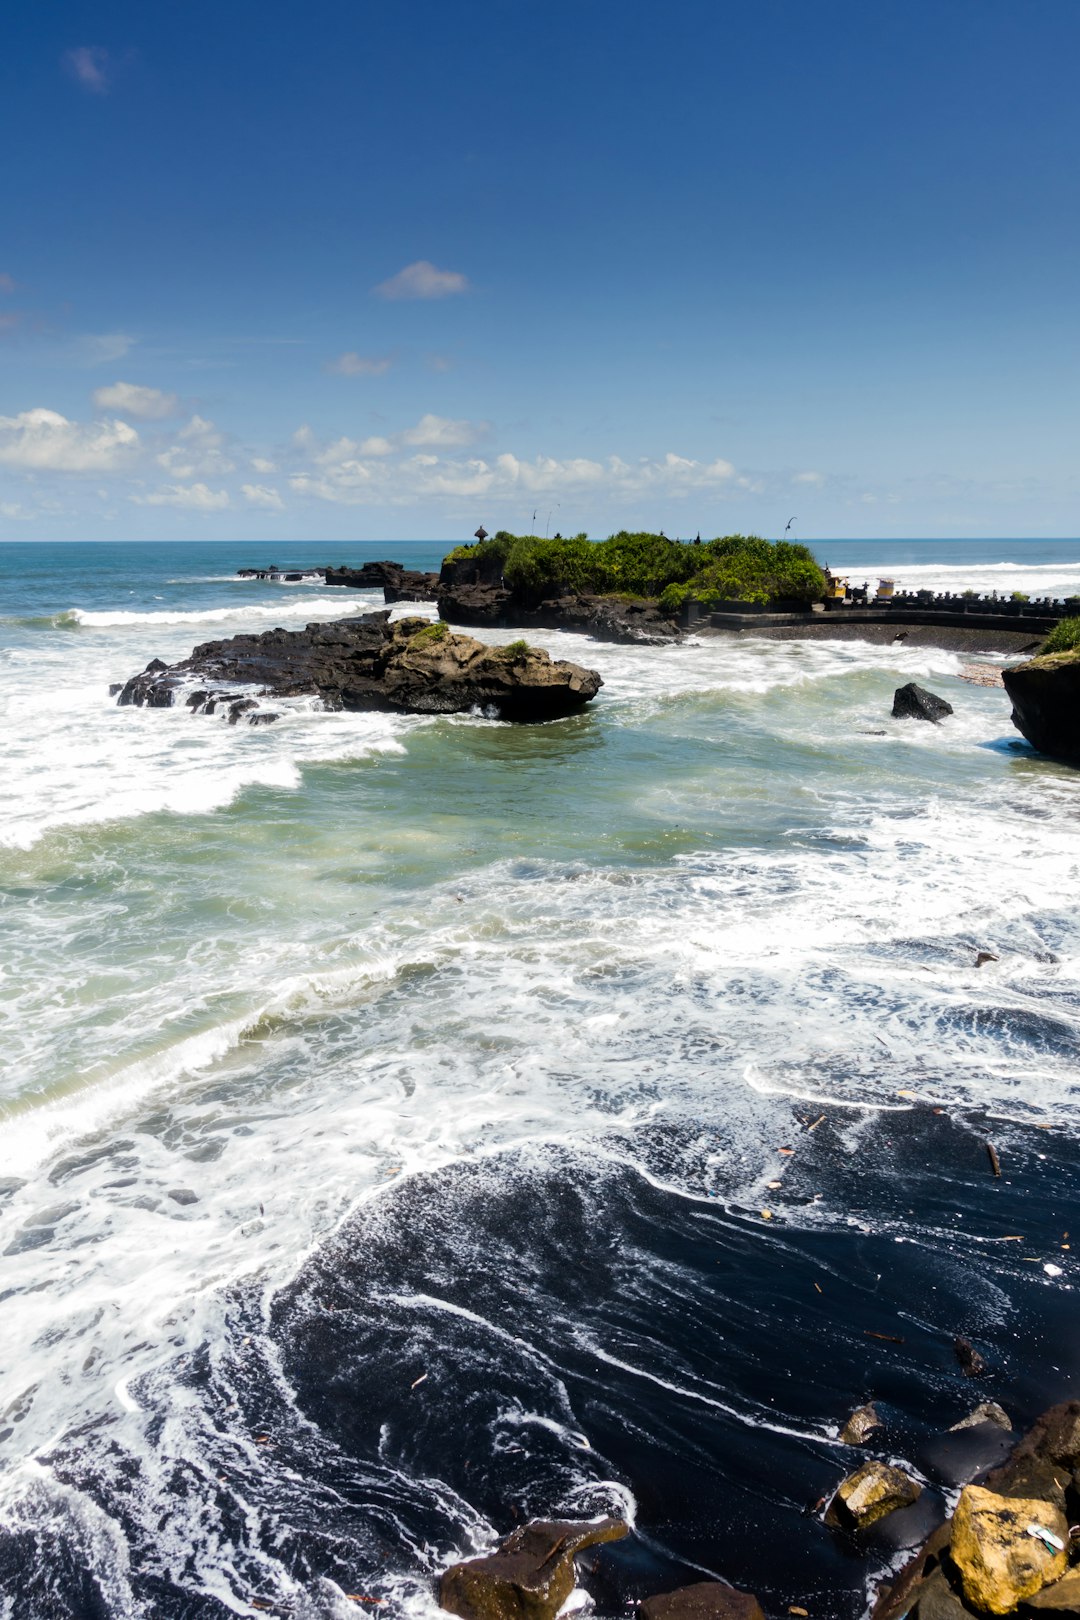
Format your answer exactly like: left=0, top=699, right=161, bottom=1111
left=0, top=540, right=1078, bottom=1620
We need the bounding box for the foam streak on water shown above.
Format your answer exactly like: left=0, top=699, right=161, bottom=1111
left=0, top=540, right=1079, bottom=1619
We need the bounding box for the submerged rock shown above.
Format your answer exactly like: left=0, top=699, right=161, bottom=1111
left=438, top=1517, right=627, bottom=1620
left=638, top=1581, right=766, bottom=1620
left=1003, top=649, right=1080, bottom=764
left=116, top=614, right=603, bottom=724
left=892, top=683, right=954, bottom=723
left=949, top=1484, right=1068, bottom=1614
left=953, top=1336, right=988, bottom=1379
left=825, top=1460, right=922, bottom=1529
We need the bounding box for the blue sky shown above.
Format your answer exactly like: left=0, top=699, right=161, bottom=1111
left=1, top=0, right=1078, bottom=541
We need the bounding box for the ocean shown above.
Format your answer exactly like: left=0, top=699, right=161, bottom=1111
left=1, top=538, right=1078, bottom=1620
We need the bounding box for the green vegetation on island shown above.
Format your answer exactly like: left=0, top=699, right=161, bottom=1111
left=446, top=530, right=827, bottom=610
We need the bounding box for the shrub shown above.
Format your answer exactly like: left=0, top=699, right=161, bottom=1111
left=472, top=531, right=826, bottom=606
left=658, top=581, right=689, bottom=613
left=1040, top=616, right=1080, bottom=655
left=1010, top=591, right=1030, bottom=603
left=409, top=619, right=449, bottom=648
left=501, top=639, right=531, bottom=659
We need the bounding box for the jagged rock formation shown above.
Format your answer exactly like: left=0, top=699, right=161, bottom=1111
left=115, top=614, right=602, bottom=723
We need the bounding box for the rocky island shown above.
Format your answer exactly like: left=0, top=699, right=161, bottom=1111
left=115, top=613, right=603, bottom=723
left=433, top=529, right=826, bottom=645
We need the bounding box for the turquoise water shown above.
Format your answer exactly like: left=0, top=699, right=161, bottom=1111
left=1, top=539, right=1079, bottom=1617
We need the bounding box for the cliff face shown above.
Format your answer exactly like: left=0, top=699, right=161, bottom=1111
left=1003, top=648, right=1080, bottom=765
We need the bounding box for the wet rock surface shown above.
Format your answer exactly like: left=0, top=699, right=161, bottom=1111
left=949, top=1486, right=1067, bottom=1614
left=826, top=1461, right=922, bottom=1529
left=892, top=682, right=955, bottom=723
left=115, top=614, right=603, bottom=723
left=1003, top=650, right=1080, bottom=765
left=638, top=1581, right=767, bottom=1620
left=438, top=1517, right=627, bottom=1620
left=875, top=1402, right=1080, bottom=1620
left=841, top=1402, right=884, bottom=1444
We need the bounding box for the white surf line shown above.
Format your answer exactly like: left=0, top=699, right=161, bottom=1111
left=577, top=1339, right=846, bottom=1448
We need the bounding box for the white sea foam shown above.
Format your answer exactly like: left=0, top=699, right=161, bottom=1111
left=1, top=581, right=1078, bottom=1612
left=838, top=558, right=1080, bottom=598
left=57, top=591, right=379, bottom=629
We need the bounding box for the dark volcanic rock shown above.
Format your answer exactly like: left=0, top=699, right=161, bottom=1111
left=638, top=1582, right=766, bottom=1620
left=325, top=561, right=403, bottom=588
left=116, top=614, right=602, bottom=723
left=892, top=683, right=954, bottom=723
left=873, top=1402, right=1080, bottom=1620
left=1003, top=649, right=1080, bottom=764
left=437, top=582, right=679, bottom=646
left=439, top=1517, right=627, bottom=1620
left=324, top=560, right=440, bottom=602
left=435, top=550, right=680, bottom=645
left=953, top=1336, right=988, bottom=1378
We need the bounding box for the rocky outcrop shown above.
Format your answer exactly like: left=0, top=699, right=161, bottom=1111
left=638, top=1583, right=766, bottom=1620
left=1003, top=649, right=1080, bottom=764
left=438, top=1517, right=627, bottom=1620
left=325, top=561, right=441, bottom=601
left=116, top=614, right=603, bottom=723
left=874, top=1402, right=1080, bottom=1620
left=826, top=1461, right=922, bottom=1529
left=437, top=581, right=679, bottom=645
left=892, top=683, right=954, bottom=723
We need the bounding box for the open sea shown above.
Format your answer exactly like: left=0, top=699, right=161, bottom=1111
left=1, top=538, right=1079, bottom=1620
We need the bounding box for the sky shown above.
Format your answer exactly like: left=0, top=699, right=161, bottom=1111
left=1, top=0, right=1078, bottom=542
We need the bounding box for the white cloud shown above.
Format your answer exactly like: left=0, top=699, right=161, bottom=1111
left=0, top=274, right=15, bottom=294
left=241, top=483, right=284, bottom=510
left=250, top=456, right=277, bottom=473
left=326, top=351, right=394, bottom=376
left=373, top=260, right=469, bottom=301
left=132, top=483, right=231, bottom=510
left=158, top=415, right=234, bottom=478
left=793, top=470, right=824, bottom=487
left=288, top=432, right=741, bottom=509
left=92, top=381, right=180, bottom=420
left=64, top=46, right=111, bottom=94
left=401, top=413, right=483, bottom=449
left=0, top=407, right=139, bottom=472
left=75, top=332, right=136, bottom=367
